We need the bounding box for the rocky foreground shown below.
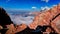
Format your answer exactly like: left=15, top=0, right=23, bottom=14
left=0, top=4, right=60, bottom=34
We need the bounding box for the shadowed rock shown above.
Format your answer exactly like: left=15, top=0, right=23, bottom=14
left=0, top=8, right=13, bottom=28
left=0, top=8, right=13, bottom=34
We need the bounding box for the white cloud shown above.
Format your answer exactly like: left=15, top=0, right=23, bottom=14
left=32, top=6, right=37, bottom=9
left=52, top=5, right=57, bottom=7
left=41, top=6, right=50, bottom=10
left=10, top=15, right=34, bottom=25
left=41, top=0, right=49, bottom=3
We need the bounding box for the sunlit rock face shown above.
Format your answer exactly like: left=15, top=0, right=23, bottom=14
left=28, top=15, right=39, bottom=29
left=51, top=15, right=60, bottom=31
left=15, top=24, right=27, bottom=33
left=28, top=4, right=60, bottom=29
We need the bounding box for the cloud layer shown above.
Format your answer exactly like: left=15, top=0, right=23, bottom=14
left=9, top=15, right=34, bottom=25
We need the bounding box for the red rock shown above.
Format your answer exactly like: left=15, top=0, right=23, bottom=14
left=5, top=24, right=16, bottom=34
left=28, top=3, right=60, bottom=30
left=50, top=16, right=60, bottom=34
left=28, top=15, right=39, bottom=29
left=38, top=11, right=51, bottom=26
left=15, top=24, right=27, bottom=33
left=50, top=6, right=60, bottom=18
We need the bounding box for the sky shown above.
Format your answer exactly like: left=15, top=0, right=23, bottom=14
left=0, top=0, right=60, bottom=11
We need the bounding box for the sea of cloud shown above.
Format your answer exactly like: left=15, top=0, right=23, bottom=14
left=9, top=14, right=34, bottom=25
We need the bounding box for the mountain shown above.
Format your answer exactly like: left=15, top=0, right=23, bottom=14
left=0, top=7, right=13, bottom=34
left=28, top=3, right=60, bottom=34
left=0, top=3, right=60, bottom=34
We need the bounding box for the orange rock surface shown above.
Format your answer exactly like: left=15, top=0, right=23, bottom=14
left=5, top=24, right=16, bottom=34
left=51, top=15, right=60, bottom=32
left=28, top=15, right=39, bottom=29
left=28, top=4, right=60, bottom=30
left=15, top=24, right=27, bottom=33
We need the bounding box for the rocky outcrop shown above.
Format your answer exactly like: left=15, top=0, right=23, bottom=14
left=28, top=3, right=60, bottom=29
left=28, top=4, right=60, bottom=34
left=51, top=15, right=60, bottom=32
left=13, top=3, right=60, bottom=34
left=0, top=8, right=13, bottom=26
left=0, top=7, right=14, bottom=34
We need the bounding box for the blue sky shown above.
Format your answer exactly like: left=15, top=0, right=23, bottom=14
left=0, top=0, right=60, bottom=11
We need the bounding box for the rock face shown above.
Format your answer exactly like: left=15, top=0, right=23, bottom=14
left=14, top=3, right=60, bottom=34
left=0, top=8, right=13, bottom=27
left=50, top=15, right=60, bottom=34
left=28, top=4, right=60, bottom=34
left=5, top=24, right=16, bottom=34
left=28, top=4, right=60, bottom=30
left=0, top=8, right=14, bottom=34
left=15, top=24, right=27, bottom=33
